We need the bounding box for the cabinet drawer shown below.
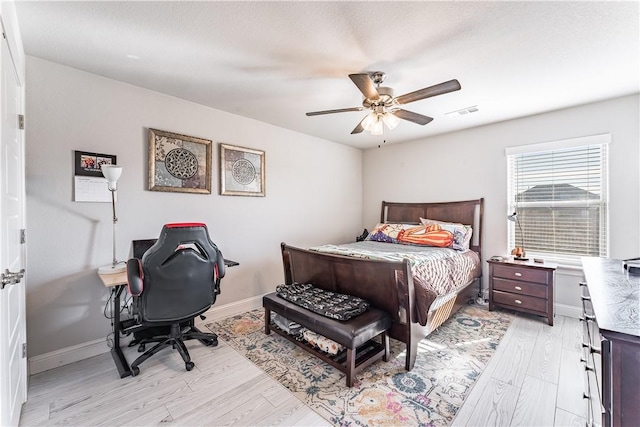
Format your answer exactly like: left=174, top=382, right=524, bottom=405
left=587, top=364, right=603, bottom=427
left=492, top=290, right=547, bottom=313
left=493, top=277, right=547, bottom=298
left=492, top=264, right=549, bottom=284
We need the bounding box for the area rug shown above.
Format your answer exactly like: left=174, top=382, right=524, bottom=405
left=205, top=305, right=513, bottom=426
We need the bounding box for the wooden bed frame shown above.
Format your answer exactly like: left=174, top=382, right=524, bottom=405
left=280, top=198, right=484, bottom=371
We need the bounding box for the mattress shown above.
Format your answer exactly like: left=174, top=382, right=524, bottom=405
left=310, top=241, right=481, bottom=325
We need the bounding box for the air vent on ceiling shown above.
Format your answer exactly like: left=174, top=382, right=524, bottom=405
left=446, top=105, right=479, bottom=116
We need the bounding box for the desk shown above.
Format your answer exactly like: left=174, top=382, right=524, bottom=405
left=98, top=258, right=238, bottom=378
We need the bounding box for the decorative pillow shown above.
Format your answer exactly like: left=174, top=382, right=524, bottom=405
left=276, top=283, right=369, bottom=321
left=302, top=330, right=345, bottom=355
left=365, top=222, right=454, bottom=248
left=271, top=313, right=304, bottom=336
left=419, top=218, right=473, bottom=251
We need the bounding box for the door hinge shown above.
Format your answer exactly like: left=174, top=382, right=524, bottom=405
left=18, top=114, right=24, bottom=130
left=22, top=343, right=26, bottom=358
left=20, top=229, right=26, bottom=244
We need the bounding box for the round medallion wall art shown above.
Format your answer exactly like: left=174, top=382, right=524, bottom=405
left=219, top=143, right=265, bottom=197
left=148, top=128, right=212, bottom=194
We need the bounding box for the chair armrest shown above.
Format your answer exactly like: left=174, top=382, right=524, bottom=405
left=126, top=258, right=144, bottom=296
left=216, top=252, right=226, bottom=279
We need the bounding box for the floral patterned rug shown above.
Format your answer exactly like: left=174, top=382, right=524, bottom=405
left=205, top=305, right=513, bottom=426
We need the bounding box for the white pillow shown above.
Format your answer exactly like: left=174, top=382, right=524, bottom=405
left=419, top=218, right=473, bottom=251
left=302, top=330, right=345, bottom=355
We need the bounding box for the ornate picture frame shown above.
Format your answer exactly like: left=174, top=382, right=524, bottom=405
left=148, top=128, right=212, bottom=194
left=219, top=143, right=265, bottom=197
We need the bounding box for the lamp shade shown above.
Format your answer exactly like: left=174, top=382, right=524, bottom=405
left=101, top=165, right=122, bottom=189
left=382, top=112, right=400, bottom=130
left=361, top=111, right=377, bottom=131
left=371, top=118, right=384, bottom=136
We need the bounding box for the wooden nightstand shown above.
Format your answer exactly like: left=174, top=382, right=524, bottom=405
left=487, top=259, right=557, bottom=325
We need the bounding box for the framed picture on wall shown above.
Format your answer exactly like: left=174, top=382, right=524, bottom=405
left=74, top=150, right=117, bottom=177
left=219, top=143, right=265, bottom=197
left=73, top=150, right=117, bottom=202
left=148, top=128, right=212, bottom=194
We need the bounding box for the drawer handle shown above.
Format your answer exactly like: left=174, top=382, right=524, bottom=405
left=583, top=392, right=591, bottom=399
left=580, top=314, right=596, bottom=322
left=579, top=281, right=587, bottom=287
left=514, top=299, right=522, bottom=304
left=581, top=295, right=591, bottom=302
left=584, top=364, right=595, bottom=372
left=514, top=272, right=522, bottom=277
left=514, top=286, right=522, bottom=291
left=581, top=343, right=600, bottom=354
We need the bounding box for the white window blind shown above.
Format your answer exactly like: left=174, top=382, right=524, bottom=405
left=506, top=135, right=609, bottom=264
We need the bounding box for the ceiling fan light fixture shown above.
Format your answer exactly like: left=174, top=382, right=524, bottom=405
left=382, top=112, right=400, bottom=130
left=371, top=118, right=384, bottom=136
left=361, top=111, right=377, bottom=131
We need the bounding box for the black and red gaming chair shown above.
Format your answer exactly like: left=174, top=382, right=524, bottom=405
left=126, top=223, right=225, bottom=375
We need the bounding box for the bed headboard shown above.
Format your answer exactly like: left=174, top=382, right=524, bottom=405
left=380, top=198, right=484, bottom=258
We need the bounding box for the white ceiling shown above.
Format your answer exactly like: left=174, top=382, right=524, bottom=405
left=14, top=1, right=640, bottom=149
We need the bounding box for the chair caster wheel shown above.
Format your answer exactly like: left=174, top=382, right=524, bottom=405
left=206, top=338, right=218, bottom=347
left=131, top=366, right=140, bottom=377
left=185, top=362, right=195, bottom=371
left=138, top=344, right=145, bottom=352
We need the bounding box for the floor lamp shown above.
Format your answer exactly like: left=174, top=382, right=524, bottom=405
left=98, top=164, right=126, bottom=274
left=507, top=211, right=528, bottom=261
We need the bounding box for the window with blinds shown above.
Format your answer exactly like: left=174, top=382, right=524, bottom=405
left=506, top=134, right=609, bottom=264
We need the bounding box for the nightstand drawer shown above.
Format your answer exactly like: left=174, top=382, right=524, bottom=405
left=492, top=290, right=547, bottom=313
left=492, top=264, right=549, bottom=284
left=493, top=277, right=548, bottom=298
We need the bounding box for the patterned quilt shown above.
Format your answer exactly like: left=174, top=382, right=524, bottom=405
left=310, top=241, right=481, bottom=326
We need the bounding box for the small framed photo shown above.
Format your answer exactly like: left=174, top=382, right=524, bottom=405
left=148, top=128, right=212, bottom=194
left=74, top=151, right=116, bottom=177
left=219, top=143, right=265, bottom=197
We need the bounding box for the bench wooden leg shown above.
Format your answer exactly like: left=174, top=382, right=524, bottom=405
left=383, top=332, right=390, bottom=362
left=346, top=348, right=355, bottom=387
left=264, top=308, right=271, bottom=335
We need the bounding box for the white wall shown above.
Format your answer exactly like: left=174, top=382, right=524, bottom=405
left=363, top=94, right=640, bottom=312
left=25, top=56, right=363, bottom=357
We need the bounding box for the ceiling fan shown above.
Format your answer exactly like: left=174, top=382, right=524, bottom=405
left=306, top=72, right=461, bottom=135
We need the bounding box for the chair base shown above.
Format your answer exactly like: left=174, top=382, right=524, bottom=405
left=130, top=323, right=218, bottom=376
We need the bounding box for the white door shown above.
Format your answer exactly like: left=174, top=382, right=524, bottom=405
left=0, top=25, right=27, bottom=427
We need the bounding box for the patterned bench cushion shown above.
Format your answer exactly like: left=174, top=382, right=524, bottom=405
left=275, top=282, right=369, bottom=321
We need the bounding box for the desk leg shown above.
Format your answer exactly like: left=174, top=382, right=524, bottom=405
left=110, top=285, right=131, bottom=378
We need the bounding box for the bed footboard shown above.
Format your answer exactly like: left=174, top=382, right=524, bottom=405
left=281, top=242, right=423, bottom=370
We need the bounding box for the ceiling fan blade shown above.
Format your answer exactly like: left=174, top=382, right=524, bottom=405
left=349, top=73, right=380, bottom=101
left=351, top=117, right=366, bottom=134
left=393, top=109, right=434, bottom=125
left=306, top=107, right=363, bottom=116
left=395, top=79, right=461, bottom=105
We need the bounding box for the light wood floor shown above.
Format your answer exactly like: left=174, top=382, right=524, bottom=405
left=451, top=313, right=588, bottom=427
left=20, top=312, right=587, bottom=426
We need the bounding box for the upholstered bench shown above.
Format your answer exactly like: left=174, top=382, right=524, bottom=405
left=263, top=292, right=391, bottom=387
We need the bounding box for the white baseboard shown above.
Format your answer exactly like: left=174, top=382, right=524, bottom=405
left=555, top=303, right=582, bottom=319
left=28, top=338, right=109, bottom=375
left=29, top=294, right=266, bottom=375
left=195, top=294, right=264, bottom=327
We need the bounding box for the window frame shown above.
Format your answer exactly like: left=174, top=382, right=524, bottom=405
left=505, top=134, right=610, bottom=266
